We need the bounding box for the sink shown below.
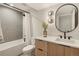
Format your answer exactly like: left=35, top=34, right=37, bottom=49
left=55, top=38, right=75, bottom=44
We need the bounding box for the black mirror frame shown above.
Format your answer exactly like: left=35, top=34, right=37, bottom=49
left=55, top=3, right=78, bottom=33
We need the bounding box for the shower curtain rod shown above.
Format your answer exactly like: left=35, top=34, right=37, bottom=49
left=2, top=3, right=30, bottom=15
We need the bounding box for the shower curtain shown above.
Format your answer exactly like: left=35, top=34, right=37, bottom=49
left=23, top=13, right=32, bottom=45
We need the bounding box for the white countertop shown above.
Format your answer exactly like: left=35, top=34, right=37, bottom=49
left=33, top=36, right=79, bottom=48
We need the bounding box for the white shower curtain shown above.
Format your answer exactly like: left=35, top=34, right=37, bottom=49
left=23, top=13, right=32, bottom=45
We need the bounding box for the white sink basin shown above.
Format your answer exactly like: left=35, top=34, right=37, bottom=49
left=56, top=38, right=75, bottom=44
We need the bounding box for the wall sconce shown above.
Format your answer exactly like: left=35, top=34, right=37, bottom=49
left=48, top=10, right=54, bottom=24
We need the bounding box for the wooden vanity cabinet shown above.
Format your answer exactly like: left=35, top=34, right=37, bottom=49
left=71, top=48, right=79, bottom=56
left=47, top=42, right=65, bottom=56
left=47, top=42, right=57, bottom=56
left=56, top=44, right=65, bottom=56
left=48, top=42, right=79, bottom=56
left=64, top=46, right=71, bottom=56
left=35, top=39, right=79, bottom=56
left=35, top=39, right=47, bottom=56
left=65, top=46, right=79, bottom=56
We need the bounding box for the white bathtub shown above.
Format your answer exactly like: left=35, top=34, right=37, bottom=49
left=0, top=39, right=27, bottom=56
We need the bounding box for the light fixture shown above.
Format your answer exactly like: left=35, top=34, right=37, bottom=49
left=48, top=17, right=53, bottom=24
left=48, top=10, right=54, bottom=24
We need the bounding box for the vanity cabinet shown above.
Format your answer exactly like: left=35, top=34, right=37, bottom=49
left=55, top=44, right=65, bottom=56
left=35, top=39, right=79, bottom=56
left=47, top=42, right=65, bottom=56
left=65, top=46, right=79, bottom=56
left=47, top=42, right=57, bottom=56
left=35, top=39, right=47, bottom=56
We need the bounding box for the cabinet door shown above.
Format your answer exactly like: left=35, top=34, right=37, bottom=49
left=65, top=46, right=72, bottom=56
left=56, top=44, right=65, bottom=56
left=71, top=48, right=79, bottom=56
left=47, top=42, right=65, bottom=56
left=47, top=42, right=57, bottom=56
left=65, top=46, right=79, bottom=56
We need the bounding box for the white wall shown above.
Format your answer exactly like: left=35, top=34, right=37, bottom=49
left=38, top=4, right=63, bottom=36
left=38, top=3, right=79, bottom=39
left=32, top=16, right=42, bottom=37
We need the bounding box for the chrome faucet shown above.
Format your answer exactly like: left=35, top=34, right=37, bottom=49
left=59, top=32, right=66, bottom=39
left=64, top=32, right=66, bottom=39
left=59, top=33, right=72, bottom=40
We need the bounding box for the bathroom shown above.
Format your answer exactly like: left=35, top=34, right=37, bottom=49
left=0, top=2, right=79, bottom=56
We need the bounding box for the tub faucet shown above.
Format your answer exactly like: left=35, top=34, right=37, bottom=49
left=23, top=35, right=26, bottom=42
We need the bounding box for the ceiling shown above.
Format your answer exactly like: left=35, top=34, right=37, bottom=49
left=26, top=3, right=57, bottom=11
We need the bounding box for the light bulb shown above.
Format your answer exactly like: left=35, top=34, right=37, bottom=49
left=48, top=11, right=53, bottom=16
left=48, top=18, right=53, bottom=24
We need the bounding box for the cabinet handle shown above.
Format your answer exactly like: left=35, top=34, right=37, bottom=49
left=38, top=48, right=43, bottom=51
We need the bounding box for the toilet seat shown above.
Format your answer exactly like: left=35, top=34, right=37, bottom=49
left=23, top=45, right=35, bottom=52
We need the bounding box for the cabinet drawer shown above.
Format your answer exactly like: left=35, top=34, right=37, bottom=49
left=35, top=48, right=47, bottom=56
left=35, top=39, right=47, bottom=56
left=35, top=39, right=47, bottom=51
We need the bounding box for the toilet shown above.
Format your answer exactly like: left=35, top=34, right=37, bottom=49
left=22, top=38, right=35, bottom=56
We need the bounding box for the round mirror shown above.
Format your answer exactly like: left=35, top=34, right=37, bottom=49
left=55, top=4, right=78, bottom=33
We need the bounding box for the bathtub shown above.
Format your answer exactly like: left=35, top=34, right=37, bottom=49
left=0, top=39, right=27, bottom=56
